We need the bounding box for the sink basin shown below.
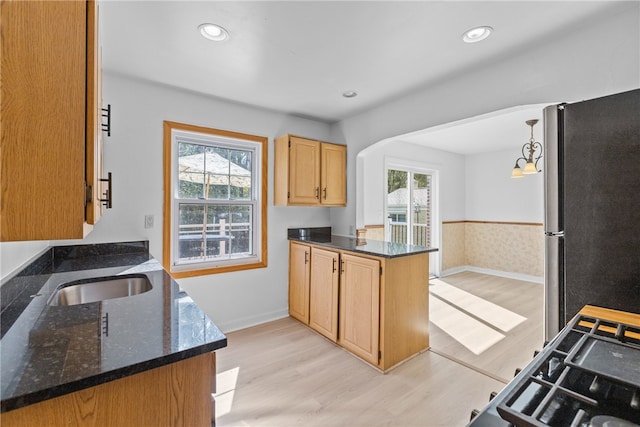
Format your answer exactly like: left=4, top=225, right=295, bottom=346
left=47, top=274, right=152, bottom=306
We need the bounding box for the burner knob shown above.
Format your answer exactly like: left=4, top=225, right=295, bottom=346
left=514, top=368, right=522, bottom=377
left=470, top=409, right=479, bottom=421
left=631, top=389, right=639, bottom=410
left=489, top=391, right=497, bottom=401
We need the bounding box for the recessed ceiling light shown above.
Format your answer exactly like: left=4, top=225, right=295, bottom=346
left=198, top=23, right=229, bottom=42
left=462, top=26, right=493, bottom=43
left=342, top=90, right=358, bottom=98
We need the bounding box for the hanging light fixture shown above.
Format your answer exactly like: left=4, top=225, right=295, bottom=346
left=511, top=119, right=543, bottom=178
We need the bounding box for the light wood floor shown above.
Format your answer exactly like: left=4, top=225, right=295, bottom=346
left=215, top=316, right=504, bottom=427
left=214, top=271, right=541, bottom=426
left=429, top=271, right=544, bottom=383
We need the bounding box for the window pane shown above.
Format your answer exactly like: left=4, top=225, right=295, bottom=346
left=178, top=143, right=253, bottom=201
left=229, top=205, right=252, bottom=255
left=387, top=169, right=408, bottom=244
left=178, top=143, right=206, bottom=199
left=412, top=173, right=431, bottom=247
left=177, top=203, right=253, bottom=263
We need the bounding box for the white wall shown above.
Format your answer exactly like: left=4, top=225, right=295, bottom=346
left=0, top=241, right=49, bottom=282
left=465, top=149, right=544, bottom=223
left=330, top=4, right=639, bottom=236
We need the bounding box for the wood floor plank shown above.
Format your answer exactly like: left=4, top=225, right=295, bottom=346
left=429, top=271, right=544, bottom=382
left=216, top=316, right=504, bottom=427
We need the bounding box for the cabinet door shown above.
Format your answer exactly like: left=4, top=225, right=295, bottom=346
left=1, top=0, right=87, bottom=241
left=289, top=242, right=310, bottom=323
left=339, top=254, right=380, bottom=365
left=309, top=248, right=339, bottom=342
left=321, top=143, right=346, bottom=206
left=85, top=0, right=103, bottom=225
left=288, top=137, right=320, bottom=205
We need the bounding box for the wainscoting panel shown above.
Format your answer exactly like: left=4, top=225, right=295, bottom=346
left=442, top=221, right=543, bottom=278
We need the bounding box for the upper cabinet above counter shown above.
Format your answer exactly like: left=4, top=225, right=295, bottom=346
left=274, top=134, right=346, bottom=206
left=1, top=0, right=109, bottom=241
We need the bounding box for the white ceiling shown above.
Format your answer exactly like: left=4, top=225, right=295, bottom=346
left=99, top=1, right=627, bottom=152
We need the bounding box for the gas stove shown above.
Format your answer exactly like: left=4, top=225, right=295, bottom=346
left=469, top=313, right=640, bottom=427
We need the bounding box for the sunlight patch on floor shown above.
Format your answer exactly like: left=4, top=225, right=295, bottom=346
left=429, top=296, right=505, bottom=355
left=215, top=367, right=239, bottom=417
left=430, top=279, right=527, bottom=332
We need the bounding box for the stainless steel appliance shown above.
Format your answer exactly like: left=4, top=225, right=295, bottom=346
left=543, top=89, right=640, bottom=340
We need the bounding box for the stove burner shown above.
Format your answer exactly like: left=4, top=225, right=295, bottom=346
left=495, top=315, right=640, bottom=427
left=589, top=415, right=640, bottom=427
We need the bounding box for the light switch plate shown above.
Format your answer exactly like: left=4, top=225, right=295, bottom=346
left=144, top=215, right=154, bottom=229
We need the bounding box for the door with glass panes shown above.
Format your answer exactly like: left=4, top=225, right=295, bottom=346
left=385, top=168, right=437, bottom=276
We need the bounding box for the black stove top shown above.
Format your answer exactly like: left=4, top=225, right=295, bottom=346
left=494, top=314, right=640, bottom=427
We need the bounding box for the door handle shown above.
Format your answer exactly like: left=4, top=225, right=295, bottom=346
left=315, top=187, right=320, bottom=199
left=332, top=258, right=337, bottom=273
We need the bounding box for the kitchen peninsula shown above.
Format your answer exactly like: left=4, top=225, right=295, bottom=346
left=0, top=241, right=226, bottom=426
left=288, top=227, right=438, bottom=372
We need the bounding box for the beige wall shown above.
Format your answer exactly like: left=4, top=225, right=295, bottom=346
left=442, top=221, right=543, bottom=278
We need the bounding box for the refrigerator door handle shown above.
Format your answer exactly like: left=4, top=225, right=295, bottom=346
left=545, top=231, right=565, bottom=237
left=544, top=235, right=564, bottom=341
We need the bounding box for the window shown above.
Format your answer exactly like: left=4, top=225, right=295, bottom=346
left=163, top=121, right=267, bottom=277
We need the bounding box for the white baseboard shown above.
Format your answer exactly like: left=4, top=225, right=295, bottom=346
left=216, top=308, right=290, bottom=334
left=440, top=265, right=543, bottom=284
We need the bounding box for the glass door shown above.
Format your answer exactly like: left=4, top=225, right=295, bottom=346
left=386, top=168, right=437, bottom=276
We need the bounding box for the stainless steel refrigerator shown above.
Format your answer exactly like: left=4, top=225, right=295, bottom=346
left=543, top=88, right=640, bottom=340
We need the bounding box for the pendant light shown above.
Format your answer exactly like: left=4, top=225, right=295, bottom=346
left=511, top=119, right=543, bottom=178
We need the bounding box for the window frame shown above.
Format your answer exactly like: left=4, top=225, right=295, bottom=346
left=163, top=121, right=268, bottom=278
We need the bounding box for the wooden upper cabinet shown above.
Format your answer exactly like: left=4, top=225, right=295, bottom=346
left=289, top=136, right=321, bottom=205
left=274, top=134, right=346, bottom=206
left=85, top=0, right=104, bottom=226
left=309, top=247, right=339, bottom=342
left=1, top=0, right=103, bottom=241
left=321, top=143, right=347, bottom=206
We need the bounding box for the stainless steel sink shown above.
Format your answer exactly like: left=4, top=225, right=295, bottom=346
left=47, top=274, right=152, bottom=306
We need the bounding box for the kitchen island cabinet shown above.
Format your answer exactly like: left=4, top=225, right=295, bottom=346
left=310, top=247, right=340, bottom=342
left=0, top=241, right=226, bottom=425
left=289, top=241, right=311, bottom=323
left=274, top=135, right=346, bottom=206
left=1, top=0, right=106, bottom=241
left=287, top=229, right=437, bottom=372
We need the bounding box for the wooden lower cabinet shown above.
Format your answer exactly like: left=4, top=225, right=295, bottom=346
left=2, top=352, right=216, bottom=427
left=288, top=242, right=310, bottom=323
left=338, top=253, right=380, bottom=365
left=309, top=247, right=340, bottom=342
left=288, top=241, right=430, bottom=372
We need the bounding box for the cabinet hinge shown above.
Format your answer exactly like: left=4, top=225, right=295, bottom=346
left=288, top=141, right=291, bottom=148
left=378, top=350, right=382, bottom=361
left=379, top=266, right=383, bottom=276
left=287, top=191, right=290, bottom=199
left=85, top=183, right=93, bottom=206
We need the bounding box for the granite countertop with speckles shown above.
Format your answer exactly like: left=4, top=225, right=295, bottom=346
left=0, top=241, right=227, bottom=413
left=287, top=227, right=438, bottom=258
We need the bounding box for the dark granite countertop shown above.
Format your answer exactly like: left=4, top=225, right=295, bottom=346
left=0, top=241, right=227, bottom=413
left=287, top=227, right=438, bottom=258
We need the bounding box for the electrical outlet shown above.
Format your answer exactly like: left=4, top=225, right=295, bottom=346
left=144, top=215, right=154, bottom=229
